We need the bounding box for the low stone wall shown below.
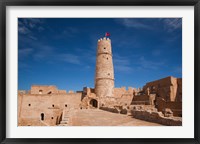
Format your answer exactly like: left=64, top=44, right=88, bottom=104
left=131, top=109, right=182, bottom=126
left=99, top=107, right=119, bottom=113
left=99, top=106, right=128, bottom=115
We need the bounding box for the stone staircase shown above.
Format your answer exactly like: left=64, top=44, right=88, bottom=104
left=58, top=109, right=70, bottom=126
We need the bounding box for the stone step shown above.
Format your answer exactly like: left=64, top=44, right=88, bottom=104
left=60, top=121, right=68, bottom=124
left=58, top=124, right=68, bottom=126
left=62, top=119, right=68, bottom=122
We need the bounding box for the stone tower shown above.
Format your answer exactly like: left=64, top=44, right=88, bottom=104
left=95, top=37, right=114, bottom=99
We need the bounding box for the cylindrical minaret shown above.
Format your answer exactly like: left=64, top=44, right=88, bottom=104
left=95, top=37, right=114, bottom=98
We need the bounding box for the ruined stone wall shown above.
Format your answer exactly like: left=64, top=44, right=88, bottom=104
left=156, top=97, right=182, bottom=117
left=131, top=108, right=182, bottom=126
left=18, top=93, right=82, bottom=126
left=113, top=87, right=127, bottom=98
left=176, top=78, right=182, bottom=102
left=117, top=94, right=133, bottom=106
left=113, top=87, right=134, bottom=106
left=95, top=37, right=114, bottom=98
left=131, top=95, right=150, bottom=105
left=143, top=76, right=182, bottom=102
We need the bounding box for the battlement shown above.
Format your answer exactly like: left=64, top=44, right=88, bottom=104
left=98, top=37, right=111, bottom=42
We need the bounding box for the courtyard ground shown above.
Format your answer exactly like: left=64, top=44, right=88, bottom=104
left=69, top=109, right=163, bottom=126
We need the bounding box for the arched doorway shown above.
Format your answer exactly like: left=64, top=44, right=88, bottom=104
left=90, top=99, right=98, bottom=108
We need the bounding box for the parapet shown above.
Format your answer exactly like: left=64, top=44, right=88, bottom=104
left=98, top=37, right=111, bottom=42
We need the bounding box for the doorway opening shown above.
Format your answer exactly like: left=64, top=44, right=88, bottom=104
left=90, top=99, right=98, bottom=108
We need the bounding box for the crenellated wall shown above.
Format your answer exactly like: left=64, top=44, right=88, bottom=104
left=30, top=85, right=67, bottom=95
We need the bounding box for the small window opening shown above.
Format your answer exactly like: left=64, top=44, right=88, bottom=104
left=48, top=91, right=52, bottom=94
left=107, top=58, right=108, bottom=60
left=65, top=104, right=67, bottom=107
left=28, top=104, right=31, bottom=106
left=52, top=104, right=54, bottom=107
left=51, top=117, right=54, bottom=119
left=104, top=47, right=106, bottom=50
left=41, top=113, right=44, bottom=121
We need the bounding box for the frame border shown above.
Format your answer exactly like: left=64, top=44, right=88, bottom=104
left=0, top=0, right=199, bottom=144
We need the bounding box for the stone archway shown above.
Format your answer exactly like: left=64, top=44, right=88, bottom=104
left=90, top=99, right=98, bottom=108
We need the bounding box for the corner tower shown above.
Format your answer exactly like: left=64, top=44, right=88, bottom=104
left=95, top=37, right=114, bottom=98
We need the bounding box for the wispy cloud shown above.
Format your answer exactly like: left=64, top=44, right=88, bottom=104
left=162, top=18, right=182, bottom=32
left=54, top=27, right=80, bottom=40
left=138, top=56, right=165, bottom=70
left=28, top=35, right=37, bottom=40
left=18, top=26, right=30, bottom=34
left=116, top=18, right=182, bottom=33
left=23, top=18, right=44, bottom=29
left=59, top=54, right=81, bottom=64
left=18, top=18, right=45, bottom=35
left=116, top=18, right=152, bottom=30
left=19, top=48, right=33, bottom=57
left=113, top=54, right=133, bottom=73
left=33, top=45, right=53, bottom=60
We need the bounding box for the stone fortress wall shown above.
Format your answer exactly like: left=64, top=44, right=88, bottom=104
left=18, top=86, right=82, bottom=126
left=18, top=75, right=182, bottom=126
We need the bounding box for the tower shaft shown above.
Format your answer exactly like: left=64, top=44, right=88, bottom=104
left=95, top=37, right=114, bottom=98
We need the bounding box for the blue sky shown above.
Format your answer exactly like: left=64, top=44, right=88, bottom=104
left=18, top=18, right=182, bottom=91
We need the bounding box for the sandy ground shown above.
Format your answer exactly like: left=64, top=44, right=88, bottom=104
left=69, top=109, right=163, bottom=126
